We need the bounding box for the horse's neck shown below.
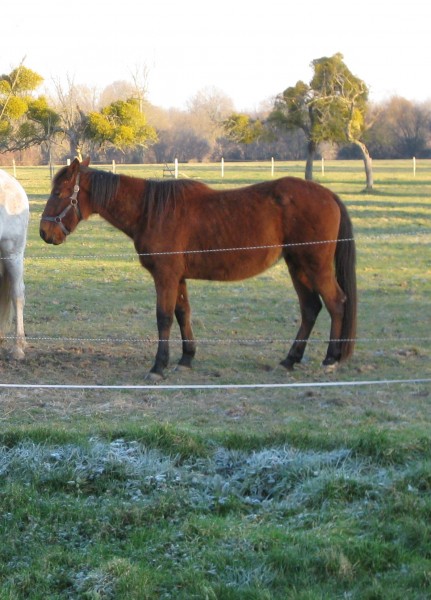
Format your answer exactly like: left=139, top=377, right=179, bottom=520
left=95, top=175, right=144, bottom=239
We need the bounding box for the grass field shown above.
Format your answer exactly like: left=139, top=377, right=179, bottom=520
left=0, top=160, right=430, bottom=598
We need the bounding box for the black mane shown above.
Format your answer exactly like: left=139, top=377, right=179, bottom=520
left=143, top=178, right=209, bottom=222
left=90, top=170, right=121, bottom=207
left=86, top=170, right=210, bottom=222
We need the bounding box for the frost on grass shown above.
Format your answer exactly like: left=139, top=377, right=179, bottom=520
left=72, top=558, right=131, bottom=599
left=0, top=438, right=396, bottom=512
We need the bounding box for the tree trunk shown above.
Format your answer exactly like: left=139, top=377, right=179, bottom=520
left=354, top=140, right=373, bottom=191
left=305, top=139, right=316, bottom=180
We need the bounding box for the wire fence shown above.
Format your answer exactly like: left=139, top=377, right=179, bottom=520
left=0, top=378, right=430, bottom=391
left=19, top=229, right=431, bottom=262
left=2, top=226, right=430, bottom=392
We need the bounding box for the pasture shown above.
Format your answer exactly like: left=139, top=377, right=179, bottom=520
left=0, top=161, right=430, bottom=598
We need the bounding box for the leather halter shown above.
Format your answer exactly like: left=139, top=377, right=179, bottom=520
left=42, top=172, right=82, bottom=236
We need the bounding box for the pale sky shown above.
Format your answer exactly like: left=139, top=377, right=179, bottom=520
left=1, top=0, right=430, bottom=111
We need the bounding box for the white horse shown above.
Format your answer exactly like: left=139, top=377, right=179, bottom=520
left=0, top=169, right=29, bottom=359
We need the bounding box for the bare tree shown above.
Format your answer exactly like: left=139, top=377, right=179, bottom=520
left=187, top=87, right=235, bottom=152
left=130, top=63, right=151, bottom=114
left=50, top=76, right=99, bottom=160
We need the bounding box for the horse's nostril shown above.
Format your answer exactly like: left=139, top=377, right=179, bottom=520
left=40, top=228, right=47, bottom=242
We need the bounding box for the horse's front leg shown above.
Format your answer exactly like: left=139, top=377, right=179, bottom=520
left=175, top=279, right=196, bottom=369
left=5, top=254, right=26, bottom=360
left=12, top=295, right=26, bottom=360
left=150, top=278, right=178, bottom=379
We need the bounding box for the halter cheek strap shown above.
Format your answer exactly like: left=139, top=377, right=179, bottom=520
left=42, top=173, right=82, bottom=236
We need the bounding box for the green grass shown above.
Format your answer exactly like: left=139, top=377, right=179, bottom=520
left=0, top=159, right=430, bottom=598
left=1, top=437, right=430, bottom=598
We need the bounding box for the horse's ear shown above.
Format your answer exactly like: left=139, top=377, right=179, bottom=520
left=82, top=157, right=91, bottom=167
left=68, top=158, right=80, bottom=178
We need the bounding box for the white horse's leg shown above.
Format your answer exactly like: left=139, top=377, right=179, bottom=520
left=13, top=295, right=26, bottom=359
left=4, top=252, right=26, bottom=360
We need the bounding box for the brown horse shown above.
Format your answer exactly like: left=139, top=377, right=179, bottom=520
left=40, top=158, right=357, bottom=378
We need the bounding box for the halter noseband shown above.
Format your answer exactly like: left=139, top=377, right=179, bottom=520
left=42, top=172, right=82, bottom=236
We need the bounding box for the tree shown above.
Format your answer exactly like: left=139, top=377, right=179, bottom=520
left=187, top=87, right=234, bottom=156
left=50, top=77, right=99, bottom=161
left=99, top=81, right=137, bottom=108
left=367, top=97, right=431, bottom=158
left=86, top=98, right=157, bottom=157
left=152, top=127, right=210, bottom=163
left=0, top=63, right=46, bottom=152
left=223, top=113, right=265, bottom=144
left=271, top=54, right=374, bottom=189
left=270, top=81, right=317, bottom=179
left=310, top=54, right=373, bottom=190
left=19, top=96, right=61, bottom=171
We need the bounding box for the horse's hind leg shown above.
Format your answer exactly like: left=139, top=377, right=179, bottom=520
left=175, top=279, right=196, bottom=369
left=281, top=266, right=322, bottom=370
left=319, top=279, right=347, bottom=368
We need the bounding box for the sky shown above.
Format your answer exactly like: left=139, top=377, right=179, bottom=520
left=1, top=0, right=430, bottom=112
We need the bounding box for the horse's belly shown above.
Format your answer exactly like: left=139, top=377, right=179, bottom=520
left=187, top=247, right=282, bottom=281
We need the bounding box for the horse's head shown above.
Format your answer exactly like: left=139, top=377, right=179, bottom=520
left=40, top=157, right=91, bottom=245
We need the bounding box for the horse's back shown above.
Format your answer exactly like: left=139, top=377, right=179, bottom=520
left=0, top=170, right=29, bottom=214
left=273, top=176, right=340, bottom=211
left=0, top=170, right=29, bottom=248
left=216, top=176, right=342, bottom=223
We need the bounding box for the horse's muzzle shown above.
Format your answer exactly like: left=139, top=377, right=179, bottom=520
left=39, top=226, right=64, bottom=245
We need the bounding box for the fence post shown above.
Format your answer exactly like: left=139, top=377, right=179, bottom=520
left=271, top=157, right=274, bottom=177
left=174, top=158, right=178, bottom=178
left=221, top=157, right=224, bottom=178
left=413, top=156, right=416, bottom=177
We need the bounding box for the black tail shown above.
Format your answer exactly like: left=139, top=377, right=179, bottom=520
left=334, top=196, right=357, bottom=361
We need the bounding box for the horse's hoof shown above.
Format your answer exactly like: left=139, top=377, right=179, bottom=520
left=280, top=359, right=295, bottom=372
left=323, top=361, right=338, bottom=374
left=146, top=371, right=164, bottom=382
left=10, top=348, right=25, bottom=360
left=175, top=363, right=192, bottom=372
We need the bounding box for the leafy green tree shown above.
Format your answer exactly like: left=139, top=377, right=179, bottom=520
left=0, top=64, right=47, bottom=152
left=86, top=98, right=157, bottom=157
left=310, top=53, right=373, bottom=189
left=270, top=81, right=317, bottom=180
left=25, top=97, right=62, bottom=170
left=271, top=53, right=374, bottom=189
left=223, top=113, right=265, bottom=144
left=17, top=97, right=61, bottom=146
